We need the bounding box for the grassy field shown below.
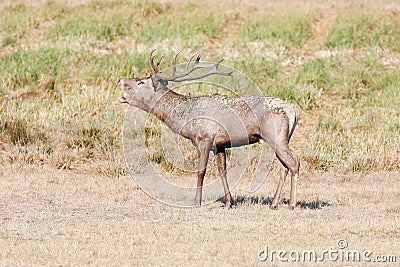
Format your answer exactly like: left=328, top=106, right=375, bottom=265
left=1, top=0, right=399, bottom=265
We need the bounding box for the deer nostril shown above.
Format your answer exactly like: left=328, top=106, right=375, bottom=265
left=117, top=79, right=122, bottom=86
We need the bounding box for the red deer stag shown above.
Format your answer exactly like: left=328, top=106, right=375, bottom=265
left=118, top=50, right=300, bottom=209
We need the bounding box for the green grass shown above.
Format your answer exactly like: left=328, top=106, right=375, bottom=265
left=325, top=8, right=400, bottom=51
left=310, top=105, right=400, bottom=172
left=0, top=1, right=399, bottom=175
left=0, top=1, right=67, bottom=47
left=134, top=2, right=223, bottom=44
left=0, top=47, right=149, bottom=91
left=232, top=56, right=279, bottom=81
left=240, top=11, right=315, bottom=48
left=46, top=0, right=135, bottom=42
left=44, top=1, right=223, bottom=45
left=1, top=81, right=126, bottom=174
left=1, top=48, right=75, bottom=89
left=0, top=4, right=32, bottom=47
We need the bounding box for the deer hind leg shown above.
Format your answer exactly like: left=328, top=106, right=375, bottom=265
left=272, top=149, right=299, bottom=209
left=194, top=138, right=213, bottom=206
left=263, top=107, right=300, bottom=209
left=216, top=147, right=233, bottom=208
left=270, top=164, right=288, bottom=209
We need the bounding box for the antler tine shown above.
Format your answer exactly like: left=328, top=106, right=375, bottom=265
left=156, top=55, right=163, bottom=72
left=172, top=51, right=181, bottom=75
left=148, top=49, right=158, bottom=75
left=195, top=53, right=201, bottom=63
left=185, top=52, right=199, bottom=71
left=213, top=58, right=224, bottom=69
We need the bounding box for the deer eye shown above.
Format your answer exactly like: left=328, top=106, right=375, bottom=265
left=137, top=81, right=145, bottom=85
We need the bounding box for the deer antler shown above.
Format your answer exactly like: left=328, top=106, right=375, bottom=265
left=148, top=49, right=163, bottom=74
left=148, top=49, right=156, bottom=74
left=148, top=50, right=233, bottom=83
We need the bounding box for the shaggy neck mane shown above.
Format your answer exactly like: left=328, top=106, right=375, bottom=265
left=149, top=89, right=187, bottom=123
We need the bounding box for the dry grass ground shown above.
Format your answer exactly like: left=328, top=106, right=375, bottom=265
left=1, top=165, right=399, bottom=266
left=1, top=0, right=400, bottom=265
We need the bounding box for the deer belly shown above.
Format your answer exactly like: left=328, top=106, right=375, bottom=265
left=214, top=133, right=262, bottom=148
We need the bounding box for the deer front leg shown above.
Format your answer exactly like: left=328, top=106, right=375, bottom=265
left=194, top=138, right=213, bottom=206
left=216, top=147, right=233, bottom=208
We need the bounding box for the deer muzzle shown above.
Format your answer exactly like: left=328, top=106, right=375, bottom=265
left=117, top=79, right=128, bottom=103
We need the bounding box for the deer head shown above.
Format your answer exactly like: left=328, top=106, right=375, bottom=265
left=118, top=50, right=233, bottom=110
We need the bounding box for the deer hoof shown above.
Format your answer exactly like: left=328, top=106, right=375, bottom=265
left=193, top=201, right=201, bottom=207
left=269, top=204, right=278, bottom=210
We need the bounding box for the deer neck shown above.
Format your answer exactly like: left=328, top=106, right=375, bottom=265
left=149, top=89, right=187, bottom=129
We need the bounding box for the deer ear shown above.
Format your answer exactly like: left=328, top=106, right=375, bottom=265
left=150, top=76, right=168, bottom=92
